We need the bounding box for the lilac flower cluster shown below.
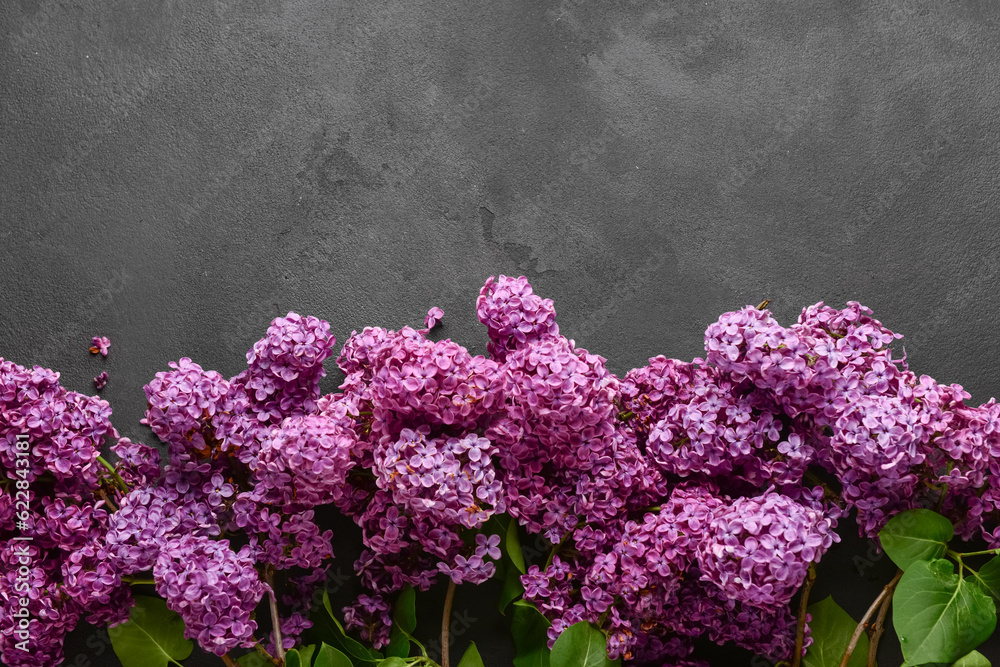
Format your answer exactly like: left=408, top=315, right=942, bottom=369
left=332, top=314, right=509, bottom=646
left=0, top=310, right=344, bottom=665
left=697, top=489, right=836, bottom=607
left=476, top=275, right=559, bottom=363
left=0, top=359, right=131, bottom=667
left=520, top=481, right=828, bottom=662
left=703, top=301, right=995, bottom=538
left=9, top=276, right=1000, bottom=667
left=153, top=535, right=264, bottom=655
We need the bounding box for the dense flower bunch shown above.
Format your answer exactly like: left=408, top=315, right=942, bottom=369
left=476, top=274, right=559, bottom=363
left=5, top=276, right=1000, bottom=667
left=702, top=302, right=997, bottom=539
left=0, top=359, right=130, bottom=666
left=153, top=535, right=264, bottom=655
left=331, top=316, right=510, bottom=646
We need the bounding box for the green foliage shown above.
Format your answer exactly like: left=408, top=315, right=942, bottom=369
left=549, top=621, right=620, bottom=667
left=456, top=641, right=486, bottom=667
left=506, top=516, right=526, bottom=574
left=966, top=557, right=1000, bottom=605
left=286, top=649, right=305, bottom=667
left=317, top=590, right=384, bottom=664
left=879, top=509, right=954, bottom=571
left=109, top=595, right=193, bottom=667
left=499, top=560, right=525, bottom=615
left=511, top=600, right=552, bottom=667
left=374, top=659, right=408, bottom=667
left=299, top=645, right=318, bottom=667
left=237, top=654, right=270, bottom=667
left=893, top=559, right=997, bottom=665
left=801, top=596, right=870, bottom=667
left=952, top=650, right=991, bottom=667
left=386, top=587, right=418, bottom=658
left=315, top=643, right=354, bottom=667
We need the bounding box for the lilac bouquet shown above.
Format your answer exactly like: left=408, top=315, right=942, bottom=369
left=1, top=278, right=998, bottom=667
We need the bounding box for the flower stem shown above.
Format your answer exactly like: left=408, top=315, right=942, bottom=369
left=254, top=643, right=282, bottom=667
left=867, top=578, right=894, bottom=667
left=955, top=548, right=1000, bottom=558
left=441, top=579, right=456, bottom=667
left=839, top=570, right=902, bottom=667
left=791, top=564, right=816, bottom=667
left=263, top=565, right=285, bottom=664
left=122, top=577, right=156, bottom=585
left=221, top=654, right=239, bottom=667
left=97, top=455, right=129, bottom=493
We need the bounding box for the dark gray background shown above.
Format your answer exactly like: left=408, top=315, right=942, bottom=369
left=3, top=0, right=1000, bottom=665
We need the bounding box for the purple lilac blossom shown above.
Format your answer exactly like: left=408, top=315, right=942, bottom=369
left=476, top=275, right=559, bottom=363
left=153, top=535, right=264, bottom=656
left=89, top=336, right=111, bottom=357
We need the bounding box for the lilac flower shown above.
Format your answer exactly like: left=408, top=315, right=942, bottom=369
left=476, top=275, right=559, bottom=363
left=89, top=336, right=111, bottom=357
left=696, top=490, right=838, bottom=607
left=93, top=371, right=108, bottom=390
left=424, top=306, right=444, bottom=330
left=153, top=535, right=264, bottom=655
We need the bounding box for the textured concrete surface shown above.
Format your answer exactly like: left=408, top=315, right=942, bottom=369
left=3, top=0, right=1000, bottom=664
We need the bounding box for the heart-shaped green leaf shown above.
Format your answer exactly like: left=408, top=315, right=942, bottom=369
left=394, top=586, right=416, bottom=633
left=384, top=624, right=409, bottom=659
left=499, top=560, right=525, bottom=615
left=507, top=516, right=526, bottom=574
left=318, top=590, right=384, bottom=663
left=285, top=648, right=304, bottom=667
left=511, top=600, right=551, bottom=667
left=236, top=653, right=270, bottom=667
left=953, top=650, right=991, bottom=666
left=550, top=621, right=620, bottom=667
left=457, top=641, right=486, bottom=667
left=802, top=596, right=870, bottom=667
left=313, top=643, right=354, bottom=667
left=966, top=557, right=1000, bottom=604
left=298, top=644, right=317, bottom=667
left=109, top=595, right=194, bottom=667
left=879, top=509, right=954, bottom=571
left=893, top=559, right=996, bottom=665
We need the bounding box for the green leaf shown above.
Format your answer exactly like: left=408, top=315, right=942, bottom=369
left=499, top=559, right=525, bottom=615
left=109, top=595, right=194, bottom=667
left=384, top=624, right=410, bottom=659
left=550, top=621, right=620, bottom=667
left=511, top=600, right=551, bottom=667
left=313, top=643, right=354, bottom=667
left=286, top=649, right=304, bottom=667
left=879, top=509, right=954, bottom=571
left=457, top=641, right=486, bottom=667
left=507, top=516, right=526, bottom=574
left=237, top=653, right=270, bottom=667
left=801, top=596, right=869, bottom=667
left=966, top=557, right=1000, bottom=604
left=375, top=659, right=408, bottom=667
left=319, top=590, right=384, bottom=663
left=893, top=559, right=997, bottom=665
left=298, top=645, right=317, bottom=666
left=385, top=587, right=417, bottom=658
left=394, top=586, right=417, bottom=633
left=953, top=650, right=991, bottom=666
